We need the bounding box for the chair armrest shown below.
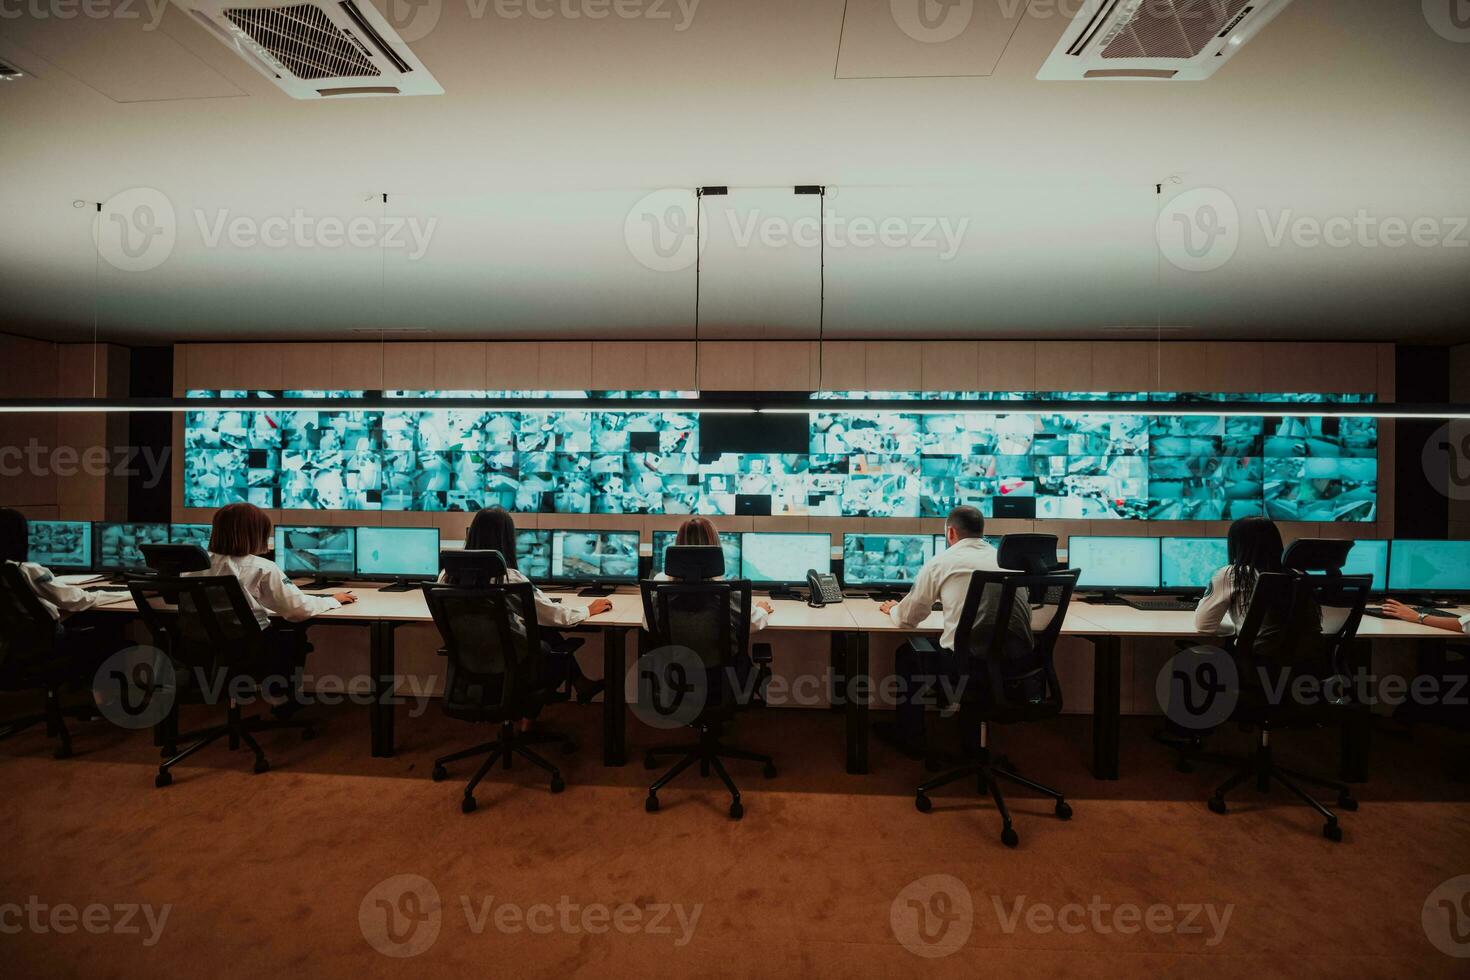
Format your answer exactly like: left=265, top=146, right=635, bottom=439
left=752, top=643, right=773, bottom=665
left=908, top=637, right=939, bottom=656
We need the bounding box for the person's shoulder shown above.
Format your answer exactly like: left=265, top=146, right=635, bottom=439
left=505, top=568, right=529, bottom=583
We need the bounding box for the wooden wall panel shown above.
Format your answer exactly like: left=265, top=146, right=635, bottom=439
left=591, top=342, right=647, bottom=390
left=977, top=341, right=1034, bottom=390
left=646, top=342, right=697, bottom=390
left=754, top=342, right=820, bottom=391
left=1034, top=341, right=1093, bottom=391
left=433, top=342, right=488, bottom=389
left=920, top=341, right=978, bottom=391
left=330, top=343, right=385, bottom=390
left=864, top=341, right=922, bottom=391
left=380, top=342, right=436, bottom=389
left=484, top=342, right=539, bottom=389
left=818, top=341, right=866, bottom=390
left=697, top=341, right=756, bottom=391
left=538, top=342, right=592, bottom=390
left=1091, top=341, right=1156, bottom=392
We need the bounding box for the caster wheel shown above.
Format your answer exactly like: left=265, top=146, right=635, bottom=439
left=253, top=759, right=270, bottom=775
left=644, top=753, right=658, bottom=771
left=1055, top=801, right=1073, bottom=821
left=1207, top=796, right=1227, bottom=815
left=1323, top=822, right=1342, bottom=842
left=915, top=793, right=933, bottom=814
left=762, top=763, right=777, bottom=779
left=1337, top=795, right=1358, bottom=812
left=729, top=800, right=744, bottom=820
left=431, top=765, right=448, bottom=783
left=461, top=796, right=477, bottom=814
left=1000, top=826, right=1019, bottom=849
left=154, top=770, right=172, bottom=788
left=550, top=776, right=565, bottom=794
left=645, top=794, right=660, bottom=813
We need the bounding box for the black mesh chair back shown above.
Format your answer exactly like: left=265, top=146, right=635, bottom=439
left=128, top=575, right=269, bottom=677
left=952, top=567, right=1080, bottom=725
left=0, top=562, right=61, bottom=687
left=422, top=581, right=545, bottom=721
left=139, top=543, right=211, bottom=578
left=440, top=550, right=508, bottom=589
left=641, top=571, right=753, bottom=720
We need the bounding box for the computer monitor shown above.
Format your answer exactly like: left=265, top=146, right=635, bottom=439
left=169, top=523, right=212, bottom=549
left=273, top=526, right=356, bottom=586
left=843, top=534, right=934, bottom=586
left=1068, top=536, right=1161, bottom=590
left=1387, top=540, right=1470, bottom=594
left=933, top=533, right=1003, bottom=553
left=740, top=532, right=831, bottom=585
left=550, top=530, right=641, bottom=594
left=94, top=522, right=171, bottom=574
left=1341, top=539, right=1389, bottom=592
left=515, top=529, right=553, bottom=581
left=355, top=526, right=440, bottom=591
left=652, top=529, right=741, bottom=577
left=1160, top=537, right=1228, bottom=590
left=26, top=520, right=93, bottom=572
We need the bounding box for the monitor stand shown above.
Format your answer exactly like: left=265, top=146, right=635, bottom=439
left=577, top=583, right=615, bottom=597
left=377, top=578, right=419, bottom=593
left=299, top=578, right=344, bottom=591
left=766, top=585, right=802, bottom=601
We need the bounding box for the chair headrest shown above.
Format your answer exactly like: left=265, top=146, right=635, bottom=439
left=441, top=549, right=507, bottom=586
left=139, top=543, right=210, bottom=576
left=665, top=546, right=724, bottom=581
left=1283, top=538, right=1354, bottom=575
left=998, top=534, right=1059, bottom=574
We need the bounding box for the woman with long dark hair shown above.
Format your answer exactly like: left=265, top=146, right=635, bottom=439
left=654, top=516, right=773, bottom=631
left=1194, top=515, right=1284, bottom=635
left=0, top=507, right=101, bottom=621
left=452, top=507, right=610, bottom=702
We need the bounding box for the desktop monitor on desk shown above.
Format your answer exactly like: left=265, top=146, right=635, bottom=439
left=169, top=523, right=212, bottom=550
left=94, top=522, right=171, bottom=574
left=740, top=532, right=831, bottom=594
left=932, top=533, right=1003, bottom=554
left=550, top=530, right=640, bottom=595
left=1341, top=539, right=1389, bottom=592
left=652, top=529, right=741, bottom=578
left=1387, top=540, right=1470, bottom=595
left=1068, top=535, right=1161, bottom=590
left=356, top=526, right=440, bottom=592
left=27, top=520, right=93, bottom=572
left=274, top=526, right=355, bottom=587
left=843, top=534, right=934, bottom=588
left=515, top=529, right=553, bottom=580
left=1160, top=537, right=1228, bottom=591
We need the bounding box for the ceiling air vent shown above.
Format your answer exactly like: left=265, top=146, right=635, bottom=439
left=175, top=0, right=442, bottom=98
left=1037, top=0, right=1295, bottom=81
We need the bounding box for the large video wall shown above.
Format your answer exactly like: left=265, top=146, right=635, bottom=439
left=182, top=391, right=1378, bottom=522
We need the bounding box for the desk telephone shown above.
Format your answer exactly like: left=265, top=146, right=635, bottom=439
left=806, top=570, right=844, bottom=607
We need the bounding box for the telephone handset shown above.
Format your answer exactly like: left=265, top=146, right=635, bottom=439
left=806, top=570, right=844, bottom=607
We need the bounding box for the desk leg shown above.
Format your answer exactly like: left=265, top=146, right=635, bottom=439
left=829, top=633, right=847, bottom=713
left=843, top=631, right=869, bottom=775
left=1091, top=636, right=1121, bottom=781
left=369, top=621, right=397, bottom=759
left=602, top=626, right=628, bottom=767
left=1340, top=639, right=1372, bottom=783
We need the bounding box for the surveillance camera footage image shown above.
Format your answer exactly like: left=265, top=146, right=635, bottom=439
left=551, top=531, right=640, bottom=581
left=181, top=394, right=1376, bottom=522
left=95, top=522, right=171, bottom=571
left=842, top=534, right=935, bottom=585
left=27, top=521, right=93, bottom=569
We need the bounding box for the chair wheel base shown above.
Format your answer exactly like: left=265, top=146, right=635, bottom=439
left=549, top=776, right=565, bottom=794
left=253, top=759, right=270, bottom=775
left=1207, top=796, right=1227, bottom=815
left=431, top=765, right=448, bottom=782
left=762, top=763, right=777, bottom=779
left=461, top=796, right=477, bottom=814
left=915, top=792, right=933, bottom=814
left=1337, top=794, right=1358, bottom=812
left=645, top=794, right=660, bottom=813
left=154, top=770, right=172, bottom=788
left=729, top=800, right=744, bottom=820
left=1055, top=800, right=1073, bottom=820
left=1000, top=826, right=1019, bottom=848
left=1323, top=821, right=1342, bottom=842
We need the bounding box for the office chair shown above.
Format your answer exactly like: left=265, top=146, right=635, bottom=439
left=129, top=575, right=315, bottom=787
left=912, top=566, right=1081, bottom=848
left=0, top=562, right=100, bottom=758
left=639, top=545, right=774, bottom=820
left=140, top=543, right=211, bottom=578
left=1204, top=568, right=1372, bottom=841
left=422, top=551, right=573, bottom=813
left=997, top=534, right=1061, bottom=574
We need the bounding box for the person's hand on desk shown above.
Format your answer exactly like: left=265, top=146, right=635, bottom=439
left=1382, top=598, right=1467, bottom=634
left=334, top=591, right=357, bottom=605
left=878, top=600, right=897, bottom=615
left=586, top=598, right=613, bottom=617
left=755, top=599, right=774, bottom=615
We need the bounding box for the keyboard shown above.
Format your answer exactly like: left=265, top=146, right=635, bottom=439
left=1120, top=594, right=1197, bottom=612
left=86, top=585, right=130, bottom=593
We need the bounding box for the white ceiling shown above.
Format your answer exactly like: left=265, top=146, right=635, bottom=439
left=1, top=0, right=1468, bottom=345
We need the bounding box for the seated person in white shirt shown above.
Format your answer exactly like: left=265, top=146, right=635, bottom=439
left=875, top=506, right=1026, bottom=758
left=652, top=517, right=774, bottom=631
left=1, top=507, right=104, bottom=624
left=1193, top=516, right=1286, bottom=636
left=1380, top=599, right=1470, bottom=635
left=443, top=507, right=612, bottom=704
